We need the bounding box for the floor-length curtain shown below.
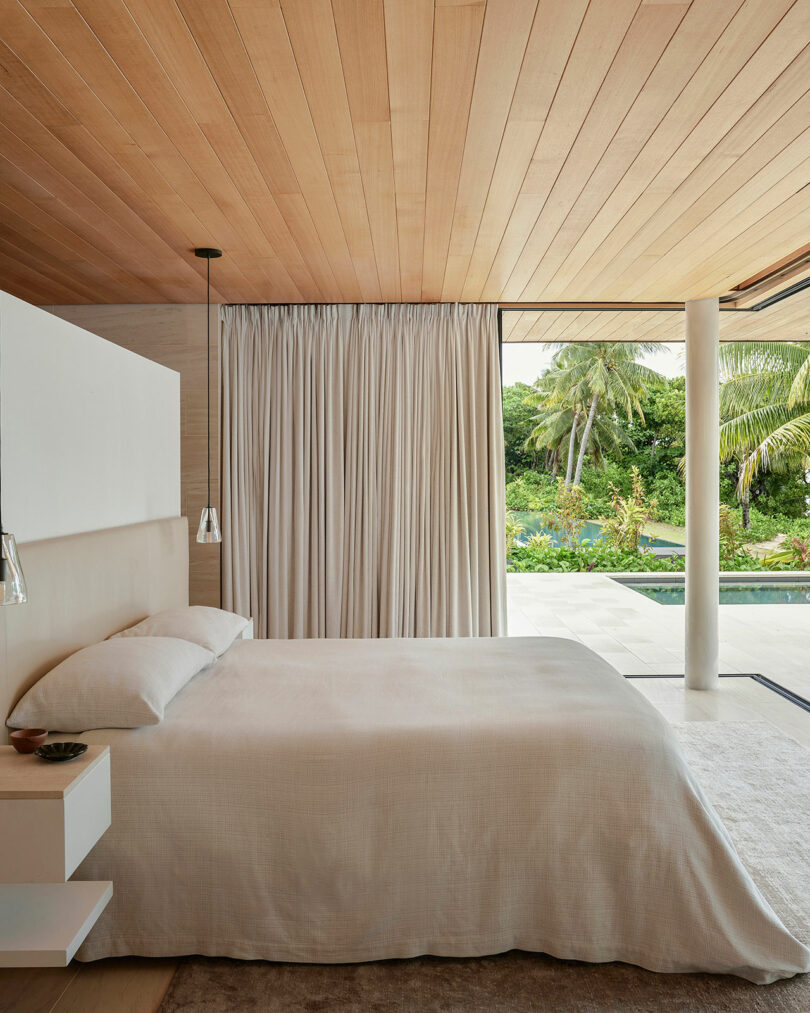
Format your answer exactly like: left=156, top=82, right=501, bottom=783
left=221, top=303, right=506, bottom=639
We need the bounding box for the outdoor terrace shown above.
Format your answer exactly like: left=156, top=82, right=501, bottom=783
left=507, top=571, right=810, bottom=748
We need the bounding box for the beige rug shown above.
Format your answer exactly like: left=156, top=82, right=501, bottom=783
left=159, top=721, right=809, bottom=1012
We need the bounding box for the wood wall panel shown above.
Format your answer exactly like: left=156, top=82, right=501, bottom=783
left=41, top=304, right=221, bottom=608
left=0, top=0, right=808, bottom=306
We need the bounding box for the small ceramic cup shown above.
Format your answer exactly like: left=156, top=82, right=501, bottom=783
left=10, top=729, right=48, bottom=754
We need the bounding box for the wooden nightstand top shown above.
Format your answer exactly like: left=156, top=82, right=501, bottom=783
left=0, top=745, right=109, bottom=800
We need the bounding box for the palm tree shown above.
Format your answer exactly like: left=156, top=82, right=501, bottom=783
left=523, top=362, right=585, bottom=486
left=526, top=343, right=663, bottom=487
left=719, top=342, right=810, bottom=499
left=522, top=362, right=643, bottom=484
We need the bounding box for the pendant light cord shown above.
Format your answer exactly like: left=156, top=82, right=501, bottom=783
left=0, top=325, right=4, bottom=536
left=206, top=254, right=211, bottom=508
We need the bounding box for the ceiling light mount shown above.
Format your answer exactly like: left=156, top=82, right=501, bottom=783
left=194, top=248, right=222, bottom=260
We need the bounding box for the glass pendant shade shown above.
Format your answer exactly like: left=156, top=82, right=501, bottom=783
left=0, top=532, right=28, bottom=605
left=196, top=506, right=221, bottom=544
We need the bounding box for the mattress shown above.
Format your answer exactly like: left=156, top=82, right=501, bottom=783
left=74, top=636, right=809, bottom=983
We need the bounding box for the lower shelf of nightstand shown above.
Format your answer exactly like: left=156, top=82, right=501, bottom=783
left=0, top=881, right=113, bottom=967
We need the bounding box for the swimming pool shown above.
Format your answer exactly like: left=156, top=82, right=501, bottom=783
left=625, top=582, right=810, bottom=605
left=512, top=512, right=683, bottom=550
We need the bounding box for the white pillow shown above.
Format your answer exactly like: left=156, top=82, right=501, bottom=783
left=7, top=637, right=214, bottom=732
left=112, top=606, right=249, bottom=657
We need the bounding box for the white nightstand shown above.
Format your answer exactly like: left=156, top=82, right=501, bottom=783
left=0, top=744, right=113, bottom=967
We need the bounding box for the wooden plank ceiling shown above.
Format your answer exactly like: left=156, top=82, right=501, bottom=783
left=0, top=0, right=808, bottom=306
left=502, top=284, right=810, bottom=343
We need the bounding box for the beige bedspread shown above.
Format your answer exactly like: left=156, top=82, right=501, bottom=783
left=75, top=637, right=809, bottom=983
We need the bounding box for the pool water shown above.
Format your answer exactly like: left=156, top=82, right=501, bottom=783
left=630, top=583, right=810, bottom=605
left=512, top=512, right=683, bottom=550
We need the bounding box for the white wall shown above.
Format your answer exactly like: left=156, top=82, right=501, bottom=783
left=0, top=291, right=180, bottom=543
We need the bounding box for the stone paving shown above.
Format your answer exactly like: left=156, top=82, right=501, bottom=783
left=506, top=572, right=810, bottom=700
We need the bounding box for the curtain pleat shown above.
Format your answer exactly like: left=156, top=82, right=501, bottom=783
left=221, top=303, right=506, bottom=639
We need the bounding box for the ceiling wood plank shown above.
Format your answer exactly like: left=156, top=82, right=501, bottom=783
left=0, top=0, right=807, bottom=305
left=546, top=0, right=805, bottom=301
left=439, top=0, right=538, bottom=300
left=383, top=0, right=433, bottom=301
left=472, top=0, right=642, bottom=302
left=228, top=0, right=359, bottom=301
left=332, top=0, right=401, bottom=301
left=420, top=0, right=485, bottom=301
left=278, top=0, right=382, bottom=301
left=514, top=0, right=744, bottom=301
left=500, top=0, right=692, bottom=301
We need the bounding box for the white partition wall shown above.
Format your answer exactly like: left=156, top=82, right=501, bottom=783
left=0, top=291, right=180, bottom=543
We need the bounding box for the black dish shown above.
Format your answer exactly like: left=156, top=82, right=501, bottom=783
left=34, top=741, right=88, bottom=762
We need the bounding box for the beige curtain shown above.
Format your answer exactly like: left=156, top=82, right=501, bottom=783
left=221, top=303, right=506, bottom=639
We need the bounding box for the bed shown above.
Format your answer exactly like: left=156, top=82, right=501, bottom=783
left=3, top=521, right=808, bottom=984
left=69, top=634, right=808, bottom=983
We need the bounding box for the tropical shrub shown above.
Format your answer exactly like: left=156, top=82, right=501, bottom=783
left=504, top=470, right=557, bottom=511
left=647, top=471, right=685, bottom=524
left=508, top=541, right=683, bottom=574
left=601, top=467, right=657, bottom=552
left=505, top=512, right=525, bottom=557
left=719, top=504, right=744, bottom=564
left=543, top=480, right=586, bottom=549
left=763, top=535, right=810, bottom=569
left=578, top=461, right=628, bottom=518
left=507, top=539, right=783, bottom=574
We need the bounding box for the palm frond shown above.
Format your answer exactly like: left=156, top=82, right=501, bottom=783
left=720, top=371, right=794, bottom=415
left=788, top=351, right=810, bottom=408
left=719, top=341, right=810, bottom=381
left=738, top=411, right=810, bottom=489
left=719, top=403, right=799, bottom=460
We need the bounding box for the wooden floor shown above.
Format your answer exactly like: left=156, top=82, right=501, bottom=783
left=0, top=958, right=177, bottom=1013
left=2, top=677, right=807, bottom=1013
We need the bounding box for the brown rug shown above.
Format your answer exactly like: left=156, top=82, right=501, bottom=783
left=159, top=722, right=810, bottom=1012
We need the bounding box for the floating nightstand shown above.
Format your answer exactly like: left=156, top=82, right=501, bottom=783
left=0, top=744, right=112, bottom=966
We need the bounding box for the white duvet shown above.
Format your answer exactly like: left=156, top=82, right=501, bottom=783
left=75, top=637, right=809, bottom=983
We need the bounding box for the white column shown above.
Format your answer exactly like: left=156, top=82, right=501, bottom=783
left=685, top=298, right=720, bottom=690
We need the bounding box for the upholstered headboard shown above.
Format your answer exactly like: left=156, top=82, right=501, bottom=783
left=0, top=517, right=188, bottom=741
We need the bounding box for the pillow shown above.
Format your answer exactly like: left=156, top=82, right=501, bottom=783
left=112, top=606, right=250, bottom=657
left=7, top=637, right=214, bottom=732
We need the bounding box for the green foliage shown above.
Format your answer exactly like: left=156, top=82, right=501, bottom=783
left=505, top=512, right=525, bottom=557
left=751, top=472, right=809, bottom=519
left=625, top=376, right=685, bottom=455
left=719, top=341, right=810, bottom=492
left=763, top=536, right=810, bottom=568
left=601, top=467, right=657, bottom=552
left=504, top=470, right=557, bottom=511
left=729, top=508, right=810, bottom=545
left=502, top=341, right=809, bottom=575
left=543, top=480, right=586, bottom=549
left=647, top=472, right=685, bottom=525
left=506, top=538, right=785, bottom=574
left=577, top=461, right=627, bottom=518
left=508, top=540, right=683, bottom=574
left=502, top=384, right=540, bottom=473
left=523, top=341, right=664, bottom=486
left=719, top=505, right=745, bottom=565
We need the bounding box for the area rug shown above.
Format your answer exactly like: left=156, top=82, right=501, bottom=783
left=159, top=722, right=809, bottom=1012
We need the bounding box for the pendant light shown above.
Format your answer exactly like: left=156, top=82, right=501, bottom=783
left=0, top=329, right=27, bottom=605
left=195, top=247, right=223, bottom=544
